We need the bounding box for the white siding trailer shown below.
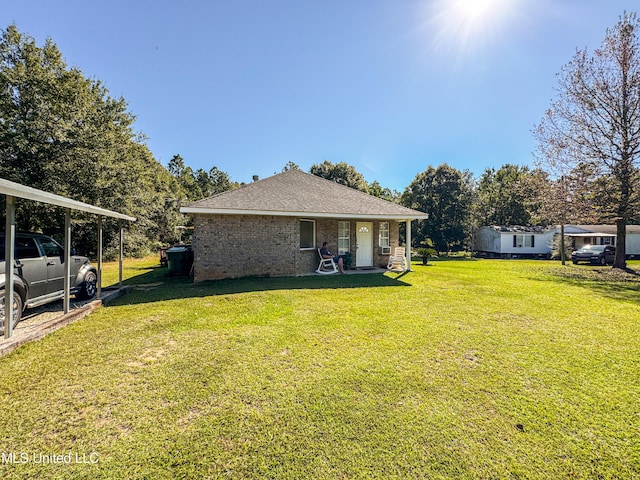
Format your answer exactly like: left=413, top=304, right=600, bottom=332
left=474, top=224, right=640, bottom=259
left=473, top=226, right=556, bottom=259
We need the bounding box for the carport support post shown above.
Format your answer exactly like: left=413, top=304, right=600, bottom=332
left=405, top=220, right=412, bottom=272
left=64, top=208, right=71, bottom=315
left=4, top=195, right=16, bottom=339
left=119, top=221, right=123, bottom=288
left=97, top=216, right=103, bottom=299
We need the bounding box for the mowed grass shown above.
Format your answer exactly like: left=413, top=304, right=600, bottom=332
left=0, top=257, right=638, bottom=479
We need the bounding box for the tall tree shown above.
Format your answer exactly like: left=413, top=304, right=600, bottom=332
left=368, top=181, right=400, bottom=202
left=309, top=160, right=369, bottom=192
left=534, top=12, right=640, bottom=269
left=527, top=165, right=602, bottom=226
left=474, top=164, right=535, bottom=227
left=524, top=166, right=602, bottom=263
left=400, top=164, right=474, bottom=253
left=167, top=154, right=202, bottom=201
left=206, top=166, right=235, bottom=196
left=281, top=161, right=300, bottom=172
left=0, top=25, right=183, bottom=257
left=168, top=154, right=236, bottom=200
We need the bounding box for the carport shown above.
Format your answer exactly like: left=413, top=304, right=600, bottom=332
left=1, top=178, right=136, bottom=339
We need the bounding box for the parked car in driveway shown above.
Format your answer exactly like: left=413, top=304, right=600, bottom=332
left=0, top=233, right=98, bottom=333
left=571, top=245, right=616, bottom=265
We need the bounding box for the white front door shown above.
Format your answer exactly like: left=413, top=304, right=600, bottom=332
left=356, top=222, right=373, bottom=267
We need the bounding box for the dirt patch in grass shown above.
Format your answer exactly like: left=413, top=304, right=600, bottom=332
left=550, top=266, right=640, bottom=283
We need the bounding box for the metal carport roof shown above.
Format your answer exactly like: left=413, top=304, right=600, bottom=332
left=1, top=178, right=136, bottom=339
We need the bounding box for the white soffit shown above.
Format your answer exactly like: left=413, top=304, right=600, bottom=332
left=568, top=233, right=616, bottom=237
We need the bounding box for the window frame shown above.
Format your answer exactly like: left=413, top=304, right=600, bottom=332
left=0, top=237, right=42, bottom=261
left=15, top=237, right=42, bottom=259
left=37, top=237, right=64, bottom=257
left=513, top=234, right=535, bottom=248
left=379, top=222, right=390, bottom=254
left=338, top=221, right=350, bottom=255
left=299, top=219, right=316, bottom=250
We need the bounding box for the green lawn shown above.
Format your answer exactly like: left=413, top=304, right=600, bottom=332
left=0, top=258, right=638, bottom=479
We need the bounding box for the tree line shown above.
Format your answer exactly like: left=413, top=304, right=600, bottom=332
left=2, top=14, right=639, bottom=268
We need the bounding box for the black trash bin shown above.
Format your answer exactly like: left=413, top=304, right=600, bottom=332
left=166, top=246, right=193, bottom=276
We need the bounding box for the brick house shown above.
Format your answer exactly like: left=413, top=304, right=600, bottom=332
left=181, top=169, right=429, bottom=281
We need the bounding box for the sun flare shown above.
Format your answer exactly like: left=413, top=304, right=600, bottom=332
left=428, top=0, right=519, bottom=58
left=454, top=0, right=502, bottom=21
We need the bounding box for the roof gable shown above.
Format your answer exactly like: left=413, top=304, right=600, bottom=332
left=182, top=170, right=428, bottom=220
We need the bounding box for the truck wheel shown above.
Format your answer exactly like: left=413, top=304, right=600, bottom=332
left=77, top=271, right=97, bottom=300
left=0, top=291, right=23, bottom=334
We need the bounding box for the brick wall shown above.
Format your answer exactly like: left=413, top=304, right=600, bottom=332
left=192, top=214, right=403, bottom=281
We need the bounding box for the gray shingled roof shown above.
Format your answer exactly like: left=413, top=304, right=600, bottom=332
left=181, top=169, right=428, bottom=220
left=487, top=225, right=554, bottom=234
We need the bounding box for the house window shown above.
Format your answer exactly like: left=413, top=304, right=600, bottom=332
left=601, top=237, right=615, bottom=245
left=379, top=222, right=390, bottom=254
left=338, top=221, right=350, bottom=255
left=513, top=235, right=535, bottom=248
left=300, top=219, right=315, bottom=250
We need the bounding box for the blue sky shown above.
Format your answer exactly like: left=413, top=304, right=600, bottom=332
left=3, top=0, right=636, bottom=191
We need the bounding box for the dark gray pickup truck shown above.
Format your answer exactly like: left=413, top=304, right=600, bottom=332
left=0, top=233, right=97, bottom=333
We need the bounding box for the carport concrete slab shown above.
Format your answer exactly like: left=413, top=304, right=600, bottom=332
left=0, top=286, right=129, bottom=358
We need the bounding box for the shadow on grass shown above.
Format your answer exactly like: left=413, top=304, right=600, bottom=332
left=412, top=255, right=478, bottom=263
left=105, top=267, right=412, bottom=306
left=540, top=265, right=640, bottom=304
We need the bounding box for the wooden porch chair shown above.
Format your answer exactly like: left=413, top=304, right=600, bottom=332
left=316, top=248, right=338, bottom=274
left=387, top=246, right=407, bottom=272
